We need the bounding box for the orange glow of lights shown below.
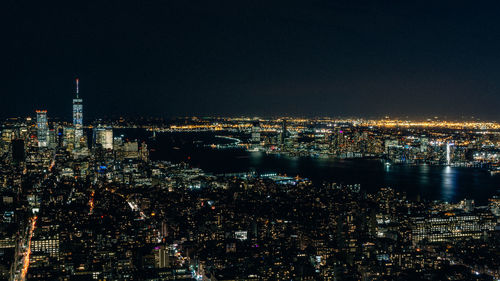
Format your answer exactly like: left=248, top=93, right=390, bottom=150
left=21, top=216, right=37, bottom=280
left=89, top=191, right=95, bottom=214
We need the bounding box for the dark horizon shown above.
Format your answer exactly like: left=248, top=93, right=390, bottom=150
left=4, top=1, right=500, bottom=120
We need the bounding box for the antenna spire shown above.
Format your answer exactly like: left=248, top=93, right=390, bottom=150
left=76, top=78, right=79, bottom=98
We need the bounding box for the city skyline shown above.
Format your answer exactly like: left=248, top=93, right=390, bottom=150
left=16, top=76, right=500, bottom=123
left=2, top=2, right=500, bottom=280
left=1, top=98, right=499, bottom=280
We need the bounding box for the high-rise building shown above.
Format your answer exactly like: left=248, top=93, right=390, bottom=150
left=154, top=246, right=172, bottom=268
left=36, top=110, right=48, bottom=147
left=73, top=78, right=83, bottom=145
left=123, top=141, right=138, bottom=158
left=93, top=126, right=113, bottom=150
left=63, top=127, right=75, bottom=148
left=48, top=129, right=57, bottom=149
left=251, top=120, right=261, bottom=144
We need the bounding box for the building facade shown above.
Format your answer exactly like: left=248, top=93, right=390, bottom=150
left=36, top=110, right=48, bottom=148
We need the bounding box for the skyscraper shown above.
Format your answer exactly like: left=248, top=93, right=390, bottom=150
left=93, top=126, right=113, bottom=150
left=73, top=78, right=83, bottom=146
left=36, top=110, right=48, bottom=147
left=251, top=120, right=261, bottom=144
left=63, top=127, right=75, bottom=148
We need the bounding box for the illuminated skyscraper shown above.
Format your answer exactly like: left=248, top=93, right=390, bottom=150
left=93, top=126, right=113, bottom=150
left=36, top=110, right=48, bottom=147
left=73, top=78, right=83, bottom=145
left=63, top=127, right=75, bottom=148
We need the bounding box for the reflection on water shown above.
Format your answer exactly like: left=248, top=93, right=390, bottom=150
left=419, top=164, right=430, bottom=186
left=441, top=166, right=457, bottom=203
left=134, top=130, right=500, bottom=204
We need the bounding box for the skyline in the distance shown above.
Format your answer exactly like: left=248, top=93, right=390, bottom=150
left=3, top=1, right=500, bottom=119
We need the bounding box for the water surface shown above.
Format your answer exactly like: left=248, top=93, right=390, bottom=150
left=121, top=130, right=500, bottom=204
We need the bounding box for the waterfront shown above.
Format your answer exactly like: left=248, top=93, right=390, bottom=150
left=128, top=131, right=500, bottom=204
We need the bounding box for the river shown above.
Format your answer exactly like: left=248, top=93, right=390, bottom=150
left=119, top=130, right=500, bottom=204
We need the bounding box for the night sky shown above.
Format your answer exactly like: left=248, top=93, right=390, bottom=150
left=3, top=1, right=500, bottom=120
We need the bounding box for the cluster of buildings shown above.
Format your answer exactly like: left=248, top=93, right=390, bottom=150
left=0, top=84, right=499, bottom=280
left=149, top=117, right=500, bottom=168
left=257, top=119, right=500, bottom=169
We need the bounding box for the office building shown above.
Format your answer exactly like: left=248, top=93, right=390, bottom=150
left=36, top=110, right=48, bottom=147
left=73, top=78, right=83, bottom=146
left=93, top=126, right=113, bottom=149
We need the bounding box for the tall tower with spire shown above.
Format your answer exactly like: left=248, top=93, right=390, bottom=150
left=73, top=78, right=83, bottom=146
